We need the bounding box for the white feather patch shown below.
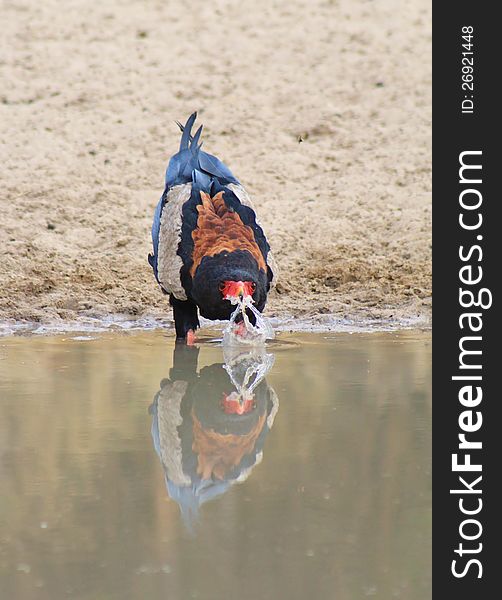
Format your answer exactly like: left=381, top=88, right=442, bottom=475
left=157, top=183, right=192, bottom=301
left=157, top=380, right=191, bottom=486
left=227, top=183, right=279, bottom=287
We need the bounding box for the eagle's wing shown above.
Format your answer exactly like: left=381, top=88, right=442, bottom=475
left=227, top=183, right=278, bottom=288
left=152, top=184, right=192, bottom=301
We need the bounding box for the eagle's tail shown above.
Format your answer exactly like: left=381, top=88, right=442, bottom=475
left=164, top=113, right=239, bottom=190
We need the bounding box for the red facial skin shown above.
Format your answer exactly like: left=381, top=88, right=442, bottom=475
left=234, top=322, right=247, bottom=337
left=220, top=280, right=255, bottom=300
left=221, top=393, right=256, bottom=415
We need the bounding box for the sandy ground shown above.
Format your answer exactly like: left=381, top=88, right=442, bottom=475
left=0, top=0, right=431, bottom=331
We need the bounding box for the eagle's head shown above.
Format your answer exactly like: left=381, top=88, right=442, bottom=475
left=189, top=250, right=268, bottom=322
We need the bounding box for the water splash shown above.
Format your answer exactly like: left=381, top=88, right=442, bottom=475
left=222, top=295, right=274, bottom=346
left=222, top=346, right=275, bottom=398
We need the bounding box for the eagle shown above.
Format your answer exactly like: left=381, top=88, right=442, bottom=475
left=149, top=344, right=278, bottom=530
left=149, top=113, right=277, bottom=343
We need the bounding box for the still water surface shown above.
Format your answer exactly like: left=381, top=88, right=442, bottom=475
left=0, top=331, right=431, bottom=600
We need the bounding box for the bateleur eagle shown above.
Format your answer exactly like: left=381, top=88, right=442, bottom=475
left=149, top=113, right=277, bottom=342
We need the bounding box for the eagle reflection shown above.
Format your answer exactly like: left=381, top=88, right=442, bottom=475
left=149, top=345, right=278, bottom=530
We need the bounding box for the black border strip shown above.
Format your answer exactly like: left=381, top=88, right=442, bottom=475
left=434, top=4, right=498, bottom=596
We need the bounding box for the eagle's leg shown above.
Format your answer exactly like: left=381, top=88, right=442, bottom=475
left=170, top=295, right=200, bottom=342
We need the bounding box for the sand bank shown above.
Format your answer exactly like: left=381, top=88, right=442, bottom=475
left=0, top=0, right=431, bottom=332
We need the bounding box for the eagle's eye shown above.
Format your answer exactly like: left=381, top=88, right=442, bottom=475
left=218, top=282, right=226, bottom=292
left=251, top=282, right=257, bottom=292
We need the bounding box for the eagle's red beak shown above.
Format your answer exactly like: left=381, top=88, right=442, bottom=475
left=221, top=393, right=255, bottom=415
left=220, top=280, right=255, bottom=300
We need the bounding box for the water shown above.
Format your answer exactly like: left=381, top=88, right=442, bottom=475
left=0, top=331, right=431, bottom=600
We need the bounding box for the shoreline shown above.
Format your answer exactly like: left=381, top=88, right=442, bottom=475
left=0, top=312, right=431, bottom=338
